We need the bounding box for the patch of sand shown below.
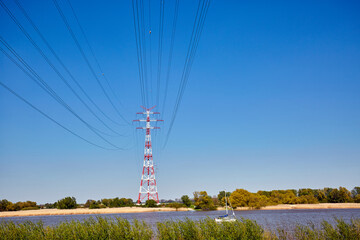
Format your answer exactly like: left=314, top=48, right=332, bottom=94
left=0, top=207, right=192, bottom=218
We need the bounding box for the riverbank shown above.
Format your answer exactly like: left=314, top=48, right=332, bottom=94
left=1, top=203, right=360, bottom=218
left=0, top=207, right=192, bottom=218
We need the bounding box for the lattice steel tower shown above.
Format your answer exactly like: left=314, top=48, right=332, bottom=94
left=133, top=106, right=163, bottom=204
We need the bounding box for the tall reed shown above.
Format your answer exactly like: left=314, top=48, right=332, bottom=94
left=0, top=217, right=153, bottom=240
left=0, top=217, right=359, bottom=239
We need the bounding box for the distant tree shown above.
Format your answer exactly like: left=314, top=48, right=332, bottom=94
left=44, top=203, right=56, bottom=209
left=84, top=199, right=96, bottom=208
left=101, top=199, right=111, bottom=207
left=0, top=199, right=12, bottom=211
left=181, top=195, right=192, bottom=207
left=167, top=202, right=183, bottom=210
left=351, top=187, right=360, bottom=203
left=57, top=197, right=77, bottom=209
left=298, top=189, right=314, bottom=197
left=217, top=191, right=231, bottom=206
left=144, top=200, right=157, bottom=208
left=248, top=194, right=268, bottom=209
left=229, top=189, right=252, bottom=207
left=193, top=191, right=216, bottom=211
left=328, top=187, right=352, bottom=203
left=89, top=201, right=100, bottom=209
left=313, top=189, right=326, bottom=203
left=338, top=187, right=353, bottom=203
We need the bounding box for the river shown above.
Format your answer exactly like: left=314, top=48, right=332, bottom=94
left=1, top=208, right=360, bottom=231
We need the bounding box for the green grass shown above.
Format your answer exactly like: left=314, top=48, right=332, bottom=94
left=0, top=217, right=359, bottom=239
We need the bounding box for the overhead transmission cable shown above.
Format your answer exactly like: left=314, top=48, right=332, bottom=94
left=52, top=0, right=129, bottom=124
left=161, top=0, right=179, bottom=115
left=0, top=81, right=117, bottom=150
left=131, top=0, right=147, bottom=107
left=139, top=0, right=149, bottom=106
left=64, top=0, right=129, bottom=114
left=7, top=0, right=125, bottom=137
left=148, top=0, right=153, bottom=104
left=163, top=0, right=210, bottom=147
left=0, top=39, right=125, bottom=150
left=155, top=0, right=165, bottom=107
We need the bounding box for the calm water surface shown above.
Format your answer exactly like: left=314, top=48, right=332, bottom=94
left=2, top=209, right=360, bottom=230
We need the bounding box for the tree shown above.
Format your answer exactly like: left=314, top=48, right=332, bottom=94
left=248, top=194, right=268, bottom=209
left=84, top=199, right=96, bottom=208
left=193, top=191, right=216, bottom=211
left=328, top=187, right=352, bottom=203
left=57, top=197, right=77, bottom=209
left=0, top=199, right=12, bottom=211
left=144, top=199, right=157, bottom=208
left=229, top=189, right=252, bottom=207
left=217, top=191, right=231, bottom=206
left=181, top=195, right=191, bottom=207
left=167, top=202, right=183, bottom=210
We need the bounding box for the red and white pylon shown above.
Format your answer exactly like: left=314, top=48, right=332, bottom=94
left=133, top=106, right=163, bottom=204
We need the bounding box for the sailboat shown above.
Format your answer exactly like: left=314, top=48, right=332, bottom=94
left=215, top=191, right=236, bottom=223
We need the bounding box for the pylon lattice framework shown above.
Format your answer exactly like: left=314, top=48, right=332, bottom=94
left=133, top=106, right=163, bottom=204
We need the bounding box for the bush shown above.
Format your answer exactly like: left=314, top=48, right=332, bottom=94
left=166, top=202, right=184, bottom=210
left=57, top=197, right=77, bottom=209
left=181, top=195, right=192, bottom=207
left=144, top=200, right=157, bottom=208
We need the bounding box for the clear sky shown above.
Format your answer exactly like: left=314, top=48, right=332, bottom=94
left=0, top=0, right=359, bottom=204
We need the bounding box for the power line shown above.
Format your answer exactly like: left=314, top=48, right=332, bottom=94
left=52, top=0, right=129, bottom=124
left=132, top=0, right=146, bottom=106
left=0, top=39, right=125, bottom=150
left=139, top=0, right=149, bottom=107
left=155, top=0, right=165, bottom=107
left=148, top=0, right=153, bottom=105
left=64, top=0, right=129, bottom=114
left=7, top=0, right=125, bottom=136
left=161, top=0, right=179, bottom=115
left=163, top=0, right=211, bottom=147
left=0, top=81, right=117, bottom=150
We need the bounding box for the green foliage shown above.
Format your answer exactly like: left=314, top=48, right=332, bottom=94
left=166, top=202, right=184, bottom=210
left=157, top=217, right=264, bottom=240
left=144, top=199, right=157, bottom=208
left=290, top=218, right=360, bottom=240
left=57, top=197, right=77, bottom=209
left=193, top=191, right=216, bottom=211
left=328, top=187, right=353, bottom=203
left=101, top=197, right=134, bottom=208
left=0, top=216, right=359, bottom=240
left=0, top=217, right=153, bottom=240
left=0, top=199, right=39, bottom=212
left=231, top=186, right=357, bottom=209
left=44, top=202, right=57, bottom=209
left=229, top=189, right=252, bottom=208
left=217, top=191, right=231, bottom=206
left=181, top=195, right=192, bottom=207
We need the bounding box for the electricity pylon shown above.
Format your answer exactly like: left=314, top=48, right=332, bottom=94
left=133, top=106, right=163, bottom=204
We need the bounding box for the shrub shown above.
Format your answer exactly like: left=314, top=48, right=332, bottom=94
left=181, top=195, right=192, bottom=207
left=57, top=197, right=77, bottom=209
left=144, top=200, right=157, bottom=208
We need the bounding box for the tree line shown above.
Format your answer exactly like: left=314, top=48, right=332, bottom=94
left=1, top=186, right=359, bottom=211
left=189, top=186, right=360, bottom=210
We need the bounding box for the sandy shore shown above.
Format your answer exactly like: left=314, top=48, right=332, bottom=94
left=1, top=203, right=359, bottom=218
left=0, top=207, right=192, bottom=218
left=216, top=203, right=360, bottom=211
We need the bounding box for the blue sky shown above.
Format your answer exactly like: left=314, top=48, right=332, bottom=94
left=1, top=0, right=359, bottom=204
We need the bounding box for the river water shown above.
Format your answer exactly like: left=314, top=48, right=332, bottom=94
left=1, top=209, right=360, bottom=231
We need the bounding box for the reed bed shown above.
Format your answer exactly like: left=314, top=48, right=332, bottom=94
left=0, top=216, right=359, bottom=239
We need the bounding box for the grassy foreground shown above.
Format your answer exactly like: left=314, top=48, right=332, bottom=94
left=0, top=217, right=359, bottom=239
